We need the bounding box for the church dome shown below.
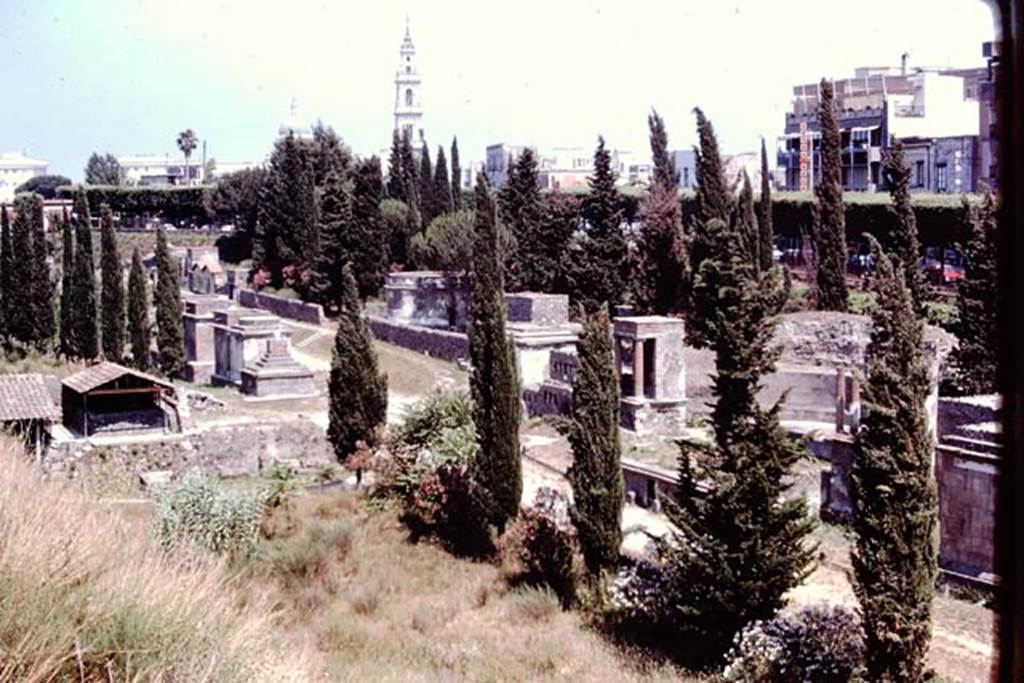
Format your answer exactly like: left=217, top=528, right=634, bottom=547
left=278, top=98, right=312, bottom=140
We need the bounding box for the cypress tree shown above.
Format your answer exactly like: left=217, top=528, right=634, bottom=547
left=400, top=132, right=421, bottom=231
left=418, top=142, right=434, bottom=224
left=468, top=172, right=522, bottom=532
left=310, top=121, right=351, bottom=187
left=950, top=193, right=998, bottom=395
left=127, top=247, right=151, bottom=370
left=660, top=169, right=815, bottom=664
left=635, top=183, right=687, bottom=315
left=648, top=108, right=679, bottom=192
left=349, top=157, right=388, bottom=298
left=308, top=170, right=354, bottom=310
left=577, top=136, right=628, bottom=311
left=386, top=129, right=406, bottom=201
left=70, top=188, right=99, bottom=359
left=498, top=148, right=543, bottom=291
left=327, top=263, right=388, bottom=462
left=99, top=203, right=125, bottom=361
left=59, top=208, right=75, bottom=356
left=757, top=138, right=774, bottom=273
left=7, top=199, right=36, bottom=345
left=735, top=171, right=760, bottom=269
left=567, top=305, right=624, bottom=583
left=0, top=205, right=11, bottom=343
left=883, top=139, right=925, bottom=313
left=154, top=227, right=184, bottom=377
left=450, top=137, right=462, bottom=211
left=851, top=236, right=938, bottom=682
left=815, top=79, right=849, bottom=311
left=433, top=146, right=452, bottom=216
left=23, top=193, right=55, bottom=349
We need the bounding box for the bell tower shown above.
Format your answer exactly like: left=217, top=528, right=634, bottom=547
left=394, top=18, right=423, bottom=143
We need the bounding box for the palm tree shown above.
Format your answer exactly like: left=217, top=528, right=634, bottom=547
left=176, top=129, right=198, bottom=185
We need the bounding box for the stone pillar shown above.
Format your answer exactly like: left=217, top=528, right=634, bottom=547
left=847, top=374, right=862, bottom=434
left=634, top=339, right=645, bottom=399
left=835, top=366, right=846, bottom=433
left=613, top=339, right=622, bottom=377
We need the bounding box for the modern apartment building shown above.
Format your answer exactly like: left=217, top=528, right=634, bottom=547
left=0, top=152, right=48, bottom=203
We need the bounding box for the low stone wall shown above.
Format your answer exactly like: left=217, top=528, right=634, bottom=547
left=367, top=315, right=470, bottom=362
left=238, top=288, right=325, bottom=325
left=936, top=445, right=998, bottom=581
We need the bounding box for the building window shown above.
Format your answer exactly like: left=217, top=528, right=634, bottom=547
left=405, top=88, right=413, bottom=106
left=936, top=162, right=948, bottom=192
left=915, top=160, right=925, bottom=188
left=682, top=167, right=690, bottom=187
left=405, top=66, right=411, bottom=74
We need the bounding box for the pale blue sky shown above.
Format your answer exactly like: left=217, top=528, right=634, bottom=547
left=0, top=0, right=998, bottom=179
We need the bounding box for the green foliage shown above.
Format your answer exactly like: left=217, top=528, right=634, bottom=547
left=155, top=477, right=268, bottom=559
left=21, top=193, right=55, bottom=350
left=468, top=172, right=522, bottom=533
left=84, top=152, right=124, bottom=185
left=154, top=226, right=184, bottom=376
left=499, top=148, right=543, bottom=290
left=883, top=140, right=926, bottom=312
left=307, top=171, right=355, bottom=310
left=433, top=146, right=453, bottom=216
left=99, top=204, right=125, bottom=361
left=327, top=264, right=388, bottom=462
left=203, top=168, right=267, bottom=260
left=566, top=307, right=623, bottom=579
left=7, top=197, right=39, bottom=346
left=310, top=121, right=352, bottom=187
left=57, top=184, right=209, bottom=225
left=409, top=209, right=475, bottom=272
left=381, top=198, right=412, bottom=266
left=57, top=209, right=75, bottom=356
left=394, top=389, right=474, bottom=452
left=386, top=130, right=406, bottom=202
left=418, top=142, right=435, bottom=224
left=127, top=247, right=151, bottom=370
left=851, top=237, right=938, bottom=682
left=450, top=137, right=462, bottom=211
left=348, top=157, right=388, bottom=298
left=815, top=79, right=850, bottom=312
left=948, top=193, right=998, bottom=395
left=0, top=205, right=11, bottom=343
left=648, top=109, right=680, bottom=193
left=757, top=139, right=774, bottom=273
left=15, top=174, right=71, bottom=199
left=499, top=487, right=578, bottom=606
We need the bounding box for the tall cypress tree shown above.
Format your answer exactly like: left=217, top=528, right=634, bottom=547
left=468, top=172, right=522, bottom=532
left=7, top=198, right=36, bottom=345
left=400, top=132, right=421, bottom=231
left=576, top=136, right=628, bottom=311
left=349, top=157, right=388, bottom=298
left=328, top=263, right=388, bottom=462
left=950, top=193, right=998, bottom=395
left=567, top=305, right=624, bottom=583
left=498, top=148, right=543, bottom=291
left=635, top=184, right=687, bottom=315
left=418, top=142, right=434, bottom=224
left=648, top=108, right=679, bottom=193
left=99, top=203, right=125, bottom=361
left=735, top=171, right=760, bottom=269
left=70, top=188, right=99, bottom=359
left=660, top=164, right=815, bottom=663
left=883, top=139, right=925, bottom=313
left=255, top=133, right=317, bottom=287
left=59, top=208, right=76, bottom=356
left=852, top=236, right=937, bottom=682
left=154, top=227, right=184, bottom=377
left=0, top=205, right=11, bottom=343
left=386, top=129, right=406, bottom=201
left=815, top=79, right=849, bottom=311
left=127, top=247, right=151, bottom=371
left=26, top=193, right=54, bottom=349
left=308, top=170, right=354, bottom=310
left=757, top=138, right=774, bottom=273
left=450, top=136, right=462, bottom=211
left=433, top=146, right=452, bottom=216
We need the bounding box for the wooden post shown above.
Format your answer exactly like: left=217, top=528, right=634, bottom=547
left=634, top=339, right=645, bottom=398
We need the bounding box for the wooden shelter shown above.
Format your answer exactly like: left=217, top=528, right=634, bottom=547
left=0, top=373, right=62, bottom=456
left=61, top=363, right=181, bottom=438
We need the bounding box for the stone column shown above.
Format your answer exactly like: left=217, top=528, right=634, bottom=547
left=835, top=366, right=846, bottom=433
left=847, top=375, right=862, bottom=434
left=634, top=339, right=645, bottom=398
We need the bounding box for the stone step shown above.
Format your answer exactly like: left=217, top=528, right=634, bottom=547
left=941, top=433, right=1002, bottom=456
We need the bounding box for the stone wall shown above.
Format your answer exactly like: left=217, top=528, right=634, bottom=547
left=367, top=315, right=470, bottom=362
left=506, top=293, right=569, bottom=326
left=936, top=446, right=998, bottom=580
left=238, top=288, right=326, bottom=325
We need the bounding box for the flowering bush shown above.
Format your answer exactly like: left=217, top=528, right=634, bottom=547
left=251, top=267, right=271, bottom=289
left=499, top=487, right=578, bottom=605
left=723, top=605, right=865, bottom=682
left=607, top=556, right=671, bottom=631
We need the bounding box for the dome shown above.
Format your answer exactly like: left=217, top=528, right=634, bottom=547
left=278, top=98, right=312, bottom=140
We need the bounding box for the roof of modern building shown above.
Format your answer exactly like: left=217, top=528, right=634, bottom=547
left=62, top=362, right=176, bottom=394
left=0, top=373, right=62, bottom=421
left=0, top=152, right=47, bottom=169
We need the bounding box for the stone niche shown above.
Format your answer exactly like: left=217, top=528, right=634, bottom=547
left=613, top=316, right=686, bottom=434
left=183, top=295, right=232, bottom=383
left=385, top=271, right=471, bottom=330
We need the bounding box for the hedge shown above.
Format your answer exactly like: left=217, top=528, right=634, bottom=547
left=57, top=184, right=210, bottom=223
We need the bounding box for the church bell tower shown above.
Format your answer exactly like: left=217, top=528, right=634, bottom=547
left=394, top=18, right=424, bottom=143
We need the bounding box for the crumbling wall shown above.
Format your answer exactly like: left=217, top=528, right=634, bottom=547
left=238, top=288, right=326, bottom=325
left=367, top=316, right=470, bottom=362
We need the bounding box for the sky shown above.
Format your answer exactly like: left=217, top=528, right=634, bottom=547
left=0, top=0, right=999, bottom=180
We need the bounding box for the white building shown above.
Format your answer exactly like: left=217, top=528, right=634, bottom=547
left=119, top=154, right=201, bottom=187
left=394, top=20, right=424, bottom=144
left=0, top=152, right=48, bottom=203
left=277, top=98, right=313, bottom=141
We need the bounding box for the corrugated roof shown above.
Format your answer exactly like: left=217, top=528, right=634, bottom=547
left=62, top=362, right=176, bottom=394
left=0, top=374, right=61, bottom=421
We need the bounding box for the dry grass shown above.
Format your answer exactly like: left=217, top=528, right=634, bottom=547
left=373, top=341, right=468, bottom=397
left=244, top=491, right=693, bottom=682
left=0, top=438, right=317, bottom=682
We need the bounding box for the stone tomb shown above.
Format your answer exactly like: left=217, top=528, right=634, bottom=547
left=385, top=271, right=471, bottom=330
left=613, top=316, right=687, bottom=434
left=183, top=295, right=231, bottom=383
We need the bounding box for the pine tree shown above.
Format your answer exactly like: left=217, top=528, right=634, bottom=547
left=328, top=263, right=388, bottom=462
left=660, top=167, right=815, bottom=664
left=310, top=121, right=351, bottom=187
left=308, top=170, right=355, bottom=310
left=349, top=157, right=388, bottom=298
left=433, top=146, right=452, bottom=216
left=99, top=203, right=125, bottom=361
left=418, top=142, right=434, bottom=224
left=648, top=109, right=679, bottom=192
left=735, top=171, right=760, bottom=269
left=950, top=193, right=998, bottom=395
left=450, top=137, right=462, bottom=210
left=59, top=208, right=76, bottom=356
left=498, top=148, right=543, bottom=290
left=635, top=184, right=687, bottom=315
left=468, top=172, right=522, bottom=532
left=883, top=140, right=925, bottom=313
left=19, top=193, right=54, bottom=349
left=815, top=79, right=849, bottom=311
left=154, top=227, right=184, bottom=377
left=69, top=188, right=99, bottom=359
left=127, top=247, right=151, bottom=370
left=851, top=236, right=938, bottom=682
left=757, top=138, right=774, bottom=273
left=7, top=199, right=36, bottom=345
left=567, top=305, right=624, bottom=582
left=576, top=136, right=628, bottom=311
left=386, top=129, right=406, bottom=201
left=0, top=205, right=11, bottom=343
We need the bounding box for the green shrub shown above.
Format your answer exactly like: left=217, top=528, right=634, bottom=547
left=155, top=477, right=269, bottom=559
left=394, top=389, right=474, bottom=451
left=498, top=487, right=578, bottom=606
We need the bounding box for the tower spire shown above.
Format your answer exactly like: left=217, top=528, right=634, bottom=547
left=394, top=17, right=423, bottom=142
